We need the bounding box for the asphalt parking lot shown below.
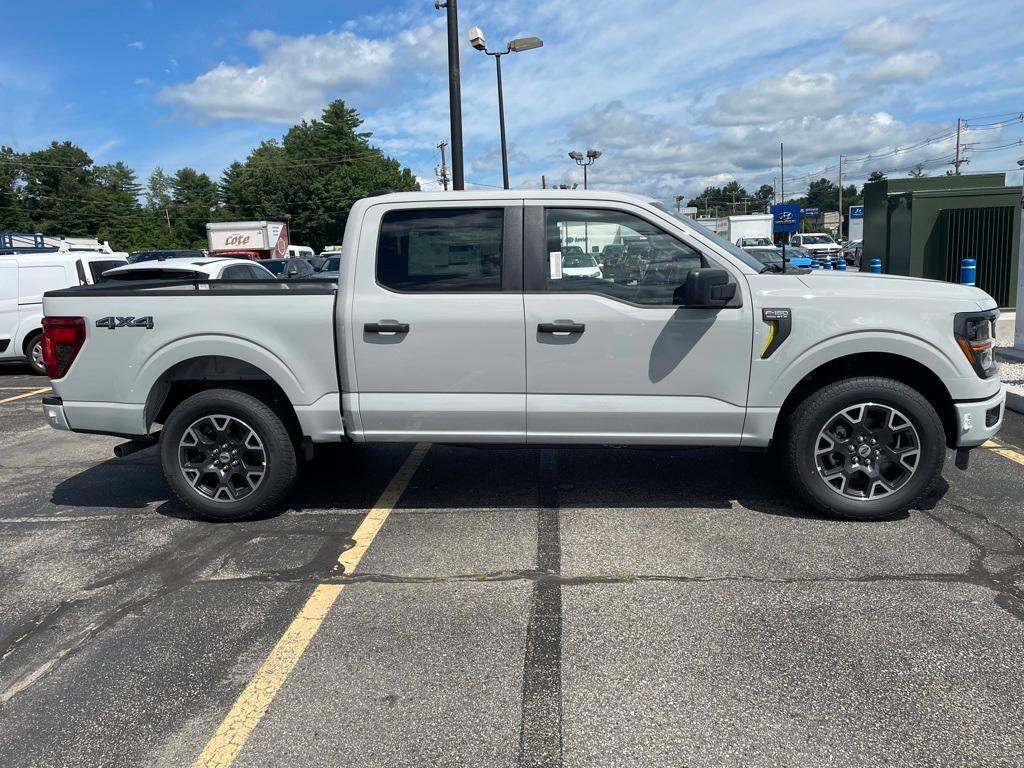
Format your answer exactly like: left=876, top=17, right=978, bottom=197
left=2, top=361, right=1024, bottom=767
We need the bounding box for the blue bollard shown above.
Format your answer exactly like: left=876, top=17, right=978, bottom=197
left=960, top=258, right=976, bottom=286
left=836, top=259, right=847, bottom=271
left=869, top=259, right=882, bottom=273
left=811, top=259, right=820, bottom=269
left=824, top=259, right=833, bottom=270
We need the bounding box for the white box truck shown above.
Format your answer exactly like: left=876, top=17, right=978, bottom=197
left=726, top=214, right=773, bottom=246
left=206, top=221, right=287, bottom=260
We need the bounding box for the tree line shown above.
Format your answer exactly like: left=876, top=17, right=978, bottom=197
left=686, top=170, right=889, bottom=234
left=0, top=100, right=419, bottom=253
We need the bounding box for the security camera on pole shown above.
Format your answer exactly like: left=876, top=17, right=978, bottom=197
left=468, top=26, right=543, bottom=190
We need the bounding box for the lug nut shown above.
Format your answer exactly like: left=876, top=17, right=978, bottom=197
left=870, top=438, right=876, bottom=445
left=857, top=436, right=864, bottom=443
left=848, top=445, right=855, bottom=452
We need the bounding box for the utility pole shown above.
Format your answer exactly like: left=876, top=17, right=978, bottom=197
left=837, top=154, right=844, bottom=238
left=780, top=143, right=785, bottom=204
left=773, top=176, right=777, bottom=206
left=436, top=141, right=450, bottom=191
left=436, top=1, right=464, bottom=190
left=949, top=117, right=972, bottom=175
left=541, top=175, right=546, bottom=189
left=674, top=195, right=683, bottom=212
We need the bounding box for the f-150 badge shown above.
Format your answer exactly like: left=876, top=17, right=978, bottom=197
left=95, top=316, right=154, bottom=330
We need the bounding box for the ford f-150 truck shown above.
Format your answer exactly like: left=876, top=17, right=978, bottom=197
left=40, top=191, right=1005, bottom=522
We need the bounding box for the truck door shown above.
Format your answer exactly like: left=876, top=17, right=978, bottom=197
left=0, top=259, right=17, bottom=357
left=349, top=201, right=526, bottom=442
left=523, top=203, right=752, bottom=444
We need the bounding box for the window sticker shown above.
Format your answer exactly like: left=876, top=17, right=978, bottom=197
left=549, top=252, right=563, bottom=280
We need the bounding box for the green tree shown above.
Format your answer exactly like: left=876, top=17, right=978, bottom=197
left=867, top=170, right=887, bottom=183
left=170, top=168, right=219, bottom=247
left=0, top=147, right=30, bottom=231
left=804, top=177, right=839, bottom=211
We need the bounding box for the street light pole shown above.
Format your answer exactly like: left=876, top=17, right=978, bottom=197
left=436, top=0, right=464, bottom=190
left=469, top=27, right=542, bottom=190
left=568, top=149, right=602, bottom=189
left=494, top=52, right=509, bottom=189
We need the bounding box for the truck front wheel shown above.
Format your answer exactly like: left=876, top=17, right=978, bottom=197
left=783, top=377, right=945, bottom=521
left=159, top=389, right=299, bottom=521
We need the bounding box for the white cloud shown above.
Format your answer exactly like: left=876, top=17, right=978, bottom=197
left=133, top=77, right=151, bottom=86
left=710, top=71, right=857, bottom=126
left=127, top=41, right=144, bottom=50
left=864, top=50, right=941, bottom=83
left=843, top=15, right=929, bottom=54
left=160, top=25, right=444, bottom=123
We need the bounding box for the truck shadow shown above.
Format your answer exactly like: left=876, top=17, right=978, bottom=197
left=49, top=442, right=946, bottom=523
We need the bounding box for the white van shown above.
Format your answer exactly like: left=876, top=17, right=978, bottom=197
left=0, top=251, right=127, bottom=374
left=285, top=245, right=315, bottom=260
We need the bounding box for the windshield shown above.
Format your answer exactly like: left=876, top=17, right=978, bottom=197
left=563, top=253, right=598, bottom=268
left=651, top=202, right=764, bottom=271
left=319, top=256, right=341, bottom=271
left=801, top=234, right=834, bottom=245
left=739, top=237, right=773, bottom=247
left=745, top=249, right=782, bottom=265
left=262, top=261, right=286, bottom=275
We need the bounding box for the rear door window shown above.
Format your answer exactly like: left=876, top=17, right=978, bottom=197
left=377, top=208, right=504, bottom=292
left=88, top=260, right=128, bottom=283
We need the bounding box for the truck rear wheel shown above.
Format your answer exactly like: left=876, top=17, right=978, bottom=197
left=160, top=389, right=298, bottom=521
left=782, top=377, right=945, bottom=521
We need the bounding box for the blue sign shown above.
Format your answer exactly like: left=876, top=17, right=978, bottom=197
left=849, top=205, right=864, bottom=219
left=800, top=206, right=822, bottom=217
left=771, top=203, right=801, bottom=233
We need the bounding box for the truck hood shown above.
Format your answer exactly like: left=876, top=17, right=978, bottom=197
left=796, top=271, right=997, bottom=310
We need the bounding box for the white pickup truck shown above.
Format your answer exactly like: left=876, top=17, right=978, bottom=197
left=40, top=191, right=1004, bottom=522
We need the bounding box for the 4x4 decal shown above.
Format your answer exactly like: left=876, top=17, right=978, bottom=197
left=95, top=316, right=154, bottom=330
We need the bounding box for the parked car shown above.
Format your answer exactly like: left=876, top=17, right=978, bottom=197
left=561, top=252, right=603, bottom=279
left=842, top=239, right=863, bottom=266
left=0, top=250, right=127, bottom=374
left=790, top=232, right=843, bottom=261
left=736, top=237, right=776, bottom=252
left=316, top=254, right=343, bottom=279
left=261, top=258, right=316, bottom=280
left=41, top=190, right=1003, bottom=523
left=127, top=249, right=204, bottom=264
left=102, top=258, right=276, bottom=282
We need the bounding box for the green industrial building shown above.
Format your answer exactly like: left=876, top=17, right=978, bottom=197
left=862, top=174, right=1022, bottom=308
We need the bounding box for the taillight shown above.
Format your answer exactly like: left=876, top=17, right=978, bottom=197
left=41, top=316, right=86, bottom=379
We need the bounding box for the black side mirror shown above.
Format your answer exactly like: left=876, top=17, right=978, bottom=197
left=681, top=268, right=736, bottom=307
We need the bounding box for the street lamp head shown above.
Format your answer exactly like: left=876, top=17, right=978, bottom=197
left=1017, top=158, right=1024, bottom=169
left=568, top=151, right=583, bottom=161
left=468, top=26, right=487, bottom=51
left=586, top=149, right=602, bottom=160
left=508, top=36, right=543, bottom=53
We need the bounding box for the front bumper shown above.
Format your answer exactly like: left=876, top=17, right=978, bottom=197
left=954, top=386, right=1005, bottom=447
left=42, top=395, right=71, bottom=432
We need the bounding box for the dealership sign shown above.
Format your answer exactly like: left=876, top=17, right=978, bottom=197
left=800, top=206, right=822, bottom=217
left=771, top=203, right=801, bottom=233
left=849, top=205, right=864, bottom=219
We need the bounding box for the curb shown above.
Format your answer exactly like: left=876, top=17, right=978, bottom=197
left=1007, top=389, right=1024, bottom=416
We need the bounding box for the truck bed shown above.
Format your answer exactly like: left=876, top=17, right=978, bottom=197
left=42, top=279, right=340, bottom=438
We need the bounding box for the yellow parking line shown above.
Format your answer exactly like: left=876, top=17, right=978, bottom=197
left=0, top=387, right=51, bottom=405
left=982, top=439, right=1024, bottom=466
left=193, top=442, right=431, bottom=768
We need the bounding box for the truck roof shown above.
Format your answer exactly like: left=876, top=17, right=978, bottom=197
left=358, top=190, right=659, bottom=206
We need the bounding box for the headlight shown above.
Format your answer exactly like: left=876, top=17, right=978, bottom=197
left=954, top=310, right=998, bottom=378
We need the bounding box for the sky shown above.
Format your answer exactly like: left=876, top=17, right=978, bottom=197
left=3, top=0, right=1024, bottom=204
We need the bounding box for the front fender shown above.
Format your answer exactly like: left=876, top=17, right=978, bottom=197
left=754, top=330, right=968, bottom=408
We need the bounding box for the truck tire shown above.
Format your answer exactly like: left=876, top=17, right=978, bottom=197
left=24, top=332, right=45, bottom=375
left=782, top=377, right=945, bottom=521
left=159, top=389, right=298, bottom=521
